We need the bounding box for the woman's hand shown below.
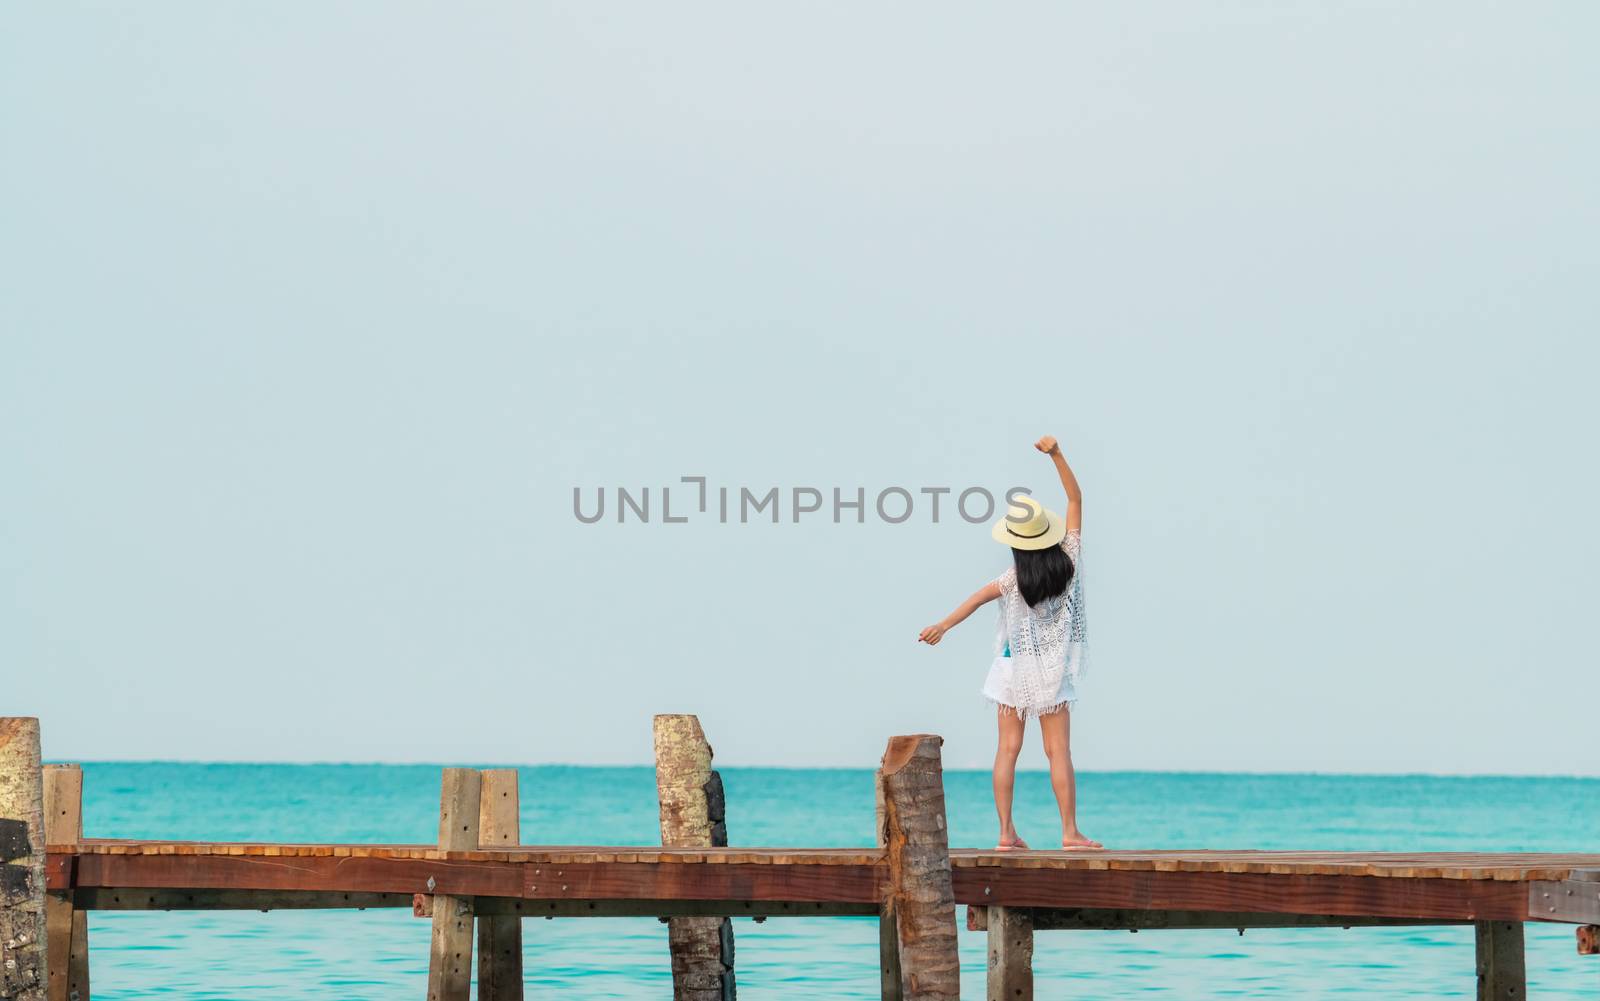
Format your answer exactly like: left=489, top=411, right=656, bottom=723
left=918, top=623, right=947, bottom=645
left=1034, top=435, right=1060, bottom=456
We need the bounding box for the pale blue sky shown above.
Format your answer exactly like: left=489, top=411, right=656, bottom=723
left=4, top=3, right=1596, bottom=774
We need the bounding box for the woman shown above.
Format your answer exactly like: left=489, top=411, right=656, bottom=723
left=918, top=435, right=1098, bottom=850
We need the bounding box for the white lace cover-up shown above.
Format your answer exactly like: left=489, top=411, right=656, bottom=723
left=981, top=528, right=1088, bottom=720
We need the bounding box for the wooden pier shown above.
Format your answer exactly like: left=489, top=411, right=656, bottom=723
left=4, top=716, right=1598, bottom=1000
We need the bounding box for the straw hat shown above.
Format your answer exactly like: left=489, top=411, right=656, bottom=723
left=991, top=494, right=1067, bottom=550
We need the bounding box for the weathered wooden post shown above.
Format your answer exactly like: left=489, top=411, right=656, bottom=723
left=986, top=907, right=1033, bottom=1001
left=652, top=714, right=735, bottom=1001
left=425, top=769, right=481, bottom=1001
left=874, top=768, right=903, bottom=1001
left=43, top=764, right=88, bottom=1001
left=1, top=718, right=47, bottom=1001
left=878, top=734, right=959, bottom=1001
left=476, top=768, right=523, bottom=1001
left=1474, top=920, right=1525, bottom=1001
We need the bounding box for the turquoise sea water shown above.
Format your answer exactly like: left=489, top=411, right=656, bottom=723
left=72, top=764, right=1600, bottom=998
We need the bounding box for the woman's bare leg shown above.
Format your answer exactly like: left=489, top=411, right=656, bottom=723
left=993, top=707, right=1027, bottom=848
left=1038, top=707, right=1101, bottom=849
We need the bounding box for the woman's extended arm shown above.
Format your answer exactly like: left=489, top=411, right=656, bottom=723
left=918, top=582, right=1002, bottom=646
left=1034, top=435, right=1082, bottom=532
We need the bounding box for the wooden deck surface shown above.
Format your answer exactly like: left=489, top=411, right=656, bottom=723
left=43, top=841, right=1600, bottom=926
left=50, top=840, right=1600, bottom=880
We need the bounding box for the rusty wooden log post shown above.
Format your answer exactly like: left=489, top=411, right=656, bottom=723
left=425, top=768, right=481, bottom=1001
left=1475, top=920, right=1525, bottom=1001
left=476, top=769, right=523, bottom=1001
left=1, top=718, right=47, bottom=1001
left=653, top=714, right=735, bottom=1001
left=43, top=764, right=88, bottom=1001
left=879, top=734, right=959, bottom=1001
left=874, top=768, right=903, bottom=1001
left=986, top=906, right=1033, bottom=1001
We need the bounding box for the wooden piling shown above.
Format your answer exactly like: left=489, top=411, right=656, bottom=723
left=1475, top=920, right=1525, bottom=1001
left=66, top=913, right=88, bottom=1001
left=874, top=769, right=903, bottom=1001
left=653, top=714, right=735, bottom=1001
left=476, top=769, right=523, bottom=1001
left=986, top=907, right=1033, bottom=1001
left=0, top=718, right=47, bottom=1001
left=43, top=764, right=88, bottom=1001
left=425, top=769, right=481, bottom=1001
left=878, top=734, right=959, bottom=1001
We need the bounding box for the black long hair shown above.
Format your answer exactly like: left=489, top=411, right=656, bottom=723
left=1013, top=544, right=1075, bottom=608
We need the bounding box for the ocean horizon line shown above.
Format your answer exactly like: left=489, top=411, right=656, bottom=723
left=45, top=759, right=1600, bottom=782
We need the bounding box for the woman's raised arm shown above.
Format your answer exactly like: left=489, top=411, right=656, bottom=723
left=1034, top=435, right=1082, bottom=532
left=918, top=581, right=1002, bottom=646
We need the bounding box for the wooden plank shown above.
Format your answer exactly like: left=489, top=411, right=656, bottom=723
left=1530, top=879, right=1600, bottom=925
left=44, top=841, right=1600, bottom=885
left=879, top=734, right=959, bottom=1001
left=1474, top=921, right=1525, bottom=1001
left=50, top=841, right=1600, bottom=883
left=437, top=771, right=481, bottom=852
left=428, top=894, right=474, bottom=1001
left=58, top=847, right=1562, bottom=925
left=878, top=897, right=903, bottom=998
left=477, top=771, right=521, bottom=848
left=967, top=905, right=1467, bottom=931
left=58, top=841, right=886, bottom=867
left=0, top=717, right=47, bottom=1001
left=67, top=911, right=88, bottom=1001
left=68, top=852, right=882, bottom=903
left=42, top=895, right=72, bottom=1001
left=952, top=866, right=1533, bottom=922
left=986, top=907, right=1032, bottom=1001
left=416, top=895, right=876, bottom=918
left=77, top=888, right=415, bottom=911
left=41, top=767, right=82, bottom=846
left=476, top=769, right=522, bottom=1001
left=43, top=765, right=84, bottom=1001
left=948, top=849, right=1600, bottom=882
left=875, top=769, right=902, bottom=1001
left=426, top=769, right=481, bottom=1001
left=654, top=714, right=735, bottom=1001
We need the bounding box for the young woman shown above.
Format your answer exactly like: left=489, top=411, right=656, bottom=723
left=918, top=435, right=1098, bottom=850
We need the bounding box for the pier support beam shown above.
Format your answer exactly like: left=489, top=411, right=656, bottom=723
left=874, top=772, right=902, bottom=1001
left=986, top=907, right=1033, bottom=1001
left=653, top=714, right=735, bottom=1001
left=1, top=718, right=47, bottom=1001
left=425, top=769, right=481, bottom=1001
left=879, top=734, right=959, bottom=1001
left=1474, top=920, right=1525, bottom=1001
left=44, top=764, right=88, bottom=1001
left=476, top=769, right=523, bottom=1001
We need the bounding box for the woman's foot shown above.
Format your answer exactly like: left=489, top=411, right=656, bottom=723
left=995, top=834, right=1030, bottom=851
left=1060, top=832, right=1102, bottom=850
